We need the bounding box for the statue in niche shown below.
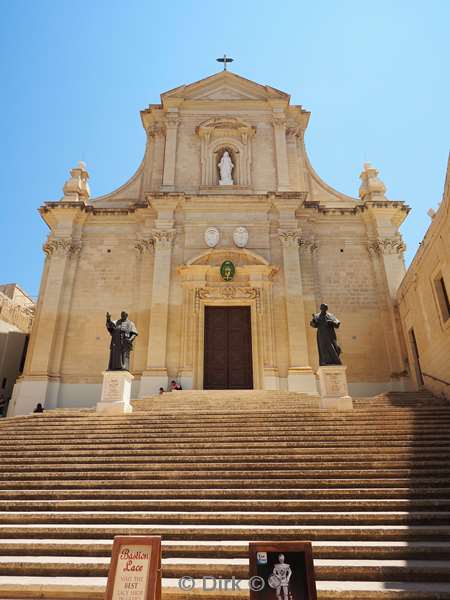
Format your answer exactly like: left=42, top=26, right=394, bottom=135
left=106, top=311, right=138, bottom=371
left=218, top=150, right=234, bottom=185
left=310, top=303, right=342, bottom=365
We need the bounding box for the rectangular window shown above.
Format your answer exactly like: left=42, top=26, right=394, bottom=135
left=434, top=274, right=450, bottom=322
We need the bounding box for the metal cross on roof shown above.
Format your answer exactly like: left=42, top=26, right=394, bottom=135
left=216, top=54, right=234, bottom=71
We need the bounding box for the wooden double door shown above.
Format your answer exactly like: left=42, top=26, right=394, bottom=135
left=203, top=306, right=253, bottom=389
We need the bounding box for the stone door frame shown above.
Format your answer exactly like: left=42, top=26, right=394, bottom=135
left=177, top=250, right=279, bottom=390
left=197, top=296, right=259, bottom=390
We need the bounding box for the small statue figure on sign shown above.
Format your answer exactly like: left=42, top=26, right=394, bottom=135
left=310, top=303, right=342, bottom=365
left=268, top=554, right=293, bottom=600
left=106, top=311, right=138, bottom=371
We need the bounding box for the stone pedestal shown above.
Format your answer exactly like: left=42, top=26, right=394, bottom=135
left=96, top=371, right=133, bottom=415
left=317, top=365, right=353, bottom=410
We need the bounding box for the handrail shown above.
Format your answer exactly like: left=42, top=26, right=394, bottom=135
left=422, top=372, right=450, bottom=387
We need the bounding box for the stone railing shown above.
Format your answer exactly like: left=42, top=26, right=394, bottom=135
left=0, top=292, right=34, bottom=333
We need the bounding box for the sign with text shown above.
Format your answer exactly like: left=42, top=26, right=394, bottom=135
left=105, top=536, right=161, bottom=600
left=249, top=542, right=317, bottom=600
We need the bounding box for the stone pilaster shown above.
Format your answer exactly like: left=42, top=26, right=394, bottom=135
left=367, top=239, right=408, bottom=382
left=278, top=229, right=316, bottom=393
left=161, top=112, right=180, bottom=191
left=140, top=229, right=176, bottom=395
left=11, top=236, right=82, bottom=415
left=272, top=113, right=290, bottom=191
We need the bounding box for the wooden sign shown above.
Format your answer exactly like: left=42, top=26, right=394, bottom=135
left=105, top=536, right=161, bottom=600
left=249, top=542, right=317, bottom=600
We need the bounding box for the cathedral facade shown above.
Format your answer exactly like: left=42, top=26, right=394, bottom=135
left=10, top=72, right=411, bottom=415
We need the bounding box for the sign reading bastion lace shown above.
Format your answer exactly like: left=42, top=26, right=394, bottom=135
left=105, top=536, right=161, bottom=600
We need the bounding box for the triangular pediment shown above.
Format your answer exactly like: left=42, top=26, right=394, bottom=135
left=161, top=71, right=290, bottom=104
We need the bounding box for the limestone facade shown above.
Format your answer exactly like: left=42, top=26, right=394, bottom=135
left=0, top=284, right=34, bottom=408
left=10, top=72, right=411, bottom=415
left=397, top=156, right=450, bottom=400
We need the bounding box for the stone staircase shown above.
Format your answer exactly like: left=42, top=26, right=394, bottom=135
left=0, top=390, right=449, bottom=598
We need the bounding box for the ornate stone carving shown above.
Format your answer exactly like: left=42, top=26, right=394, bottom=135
left=299, top=238, right=318, bottom=253
left=204, top=227, right=220, bottom=248
left=272, top=113, right=287, bottom=128
left=147, top=122, right=165, bottom=137
left=233, top=226, right=249, bottom=248
left=152, top=229, right=176, bottom=249
left=368, top=238, right=406, bottom=256
left=165, top=113, right=180, bottom=129
left=279, top=230, right=301, bottom=247
left=134, top=239, right=154, bottom=254
left=195, top=286, right=261, bottom=313
left=43, top=239, right=81, bottom=259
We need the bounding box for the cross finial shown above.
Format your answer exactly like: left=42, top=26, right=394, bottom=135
left=216, top=54, right=234, bottom=71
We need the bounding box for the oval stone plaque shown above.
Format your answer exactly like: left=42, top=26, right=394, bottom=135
left=233, top=226, right=249, bottom=248
left=204, top=227, right=220, bottom=248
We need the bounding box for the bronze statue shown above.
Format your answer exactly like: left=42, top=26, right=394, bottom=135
left=310, top=303, right=342, bottom=365
left=106, top=311, right=138, bottom=371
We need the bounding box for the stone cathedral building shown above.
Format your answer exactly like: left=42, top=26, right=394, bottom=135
left=10, top=71, right=411, bottom=415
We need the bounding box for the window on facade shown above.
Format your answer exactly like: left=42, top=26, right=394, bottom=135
left=434, top=274, right=450, bottom=322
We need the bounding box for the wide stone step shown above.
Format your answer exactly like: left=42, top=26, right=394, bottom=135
left=5, top=421, right=450, bottom=444
left=0, top=555, right=449, bottom=582
left=1, top=524, right=449, bottom=540
left=1, top=498, right=449, bottom=512
left=3, top=460, right=450, bottom=473
left=3, top=448, right=450, bottom=460
left=5, top=413, right=450, bottom=428
left=1, top=510, right=448, bottom=526
left=1, top=487, right=449, bottom=500
left=2, top=539, right=449, bottom=560
left=2, top=467, right=449, bottom=480
left=2, top=477, right=449, bottom=490
left=0, top=576, right=448, bottom=599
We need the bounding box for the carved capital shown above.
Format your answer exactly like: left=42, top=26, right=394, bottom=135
left=272, top=114, right=286, bottom=128
left=147, top=122, right=165, bottom=138
left=152, top=229, right=176, bottom=249
left=368, top=237, right=406, bottom=256
left=43, top=239, right=81, bottom=259
left=135, top=239, right=154, bottom=254
left=299, top=238, right=319, bottom=253
left=165, top=113, right=180, bottom=129
left=279, top=229, right=301, bottom=247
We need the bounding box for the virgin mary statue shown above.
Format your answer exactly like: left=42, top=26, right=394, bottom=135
left=218, top=151, right=234, bottom=185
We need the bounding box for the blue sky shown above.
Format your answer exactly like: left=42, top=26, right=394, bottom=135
left=1, top=0, right=449, bottom=297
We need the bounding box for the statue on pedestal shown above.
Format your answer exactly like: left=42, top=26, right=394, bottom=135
left=106, top=311, right=138, bottom=371
left=310, top=303, right=342, bottom=365
left=218, top=150, right=234, bottom=185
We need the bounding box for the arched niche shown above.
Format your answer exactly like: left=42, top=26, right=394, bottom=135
left=196, top=117, right=255, bottom=188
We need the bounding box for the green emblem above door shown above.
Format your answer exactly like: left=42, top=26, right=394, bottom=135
left=220, top=260, right=235, bottom=282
